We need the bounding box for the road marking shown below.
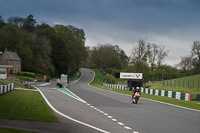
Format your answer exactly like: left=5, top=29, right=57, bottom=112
left=117, top=122, right=124, bottom=126
left=81, top=68, right=140, bottom=133
left=141, top=97, right=200, bottom=113
left=124, top=126, right=132, bottom=130
left=107, top=116, right=112, bottom=119
left=99, top=111, right=104, bottom=113
left=15, top=88, right=38, bottom=91
left=96, top=109, right=101, bottom=112
left=112, top=119, right=117, bottom=122
left=34, top=85, right=110, bottom=133
left=54, top=88, right=86, bottom=103
left=36, top=82, right=51, bottom=87
left=88, top=74, right=200, bottom=113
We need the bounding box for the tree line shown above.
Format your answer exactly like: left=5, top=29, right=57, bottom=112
left=1, top=14, right=200, bottom=80
left=0, top=15, right=87, bottom=77
left=84, top=39, right=200, bottom=82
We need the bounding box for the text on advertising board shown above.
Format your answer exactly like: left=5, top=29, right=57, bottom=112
left=120, top=73, right=143, bottom=79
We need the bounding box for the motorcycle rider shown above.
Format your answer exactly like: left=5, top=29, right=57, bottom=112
left=133, top=87, right=141, bottom=96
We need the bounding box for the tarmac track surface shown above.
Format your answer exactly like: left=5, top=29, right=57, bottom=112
left=0, top=70, right=132, bottom=133
left=0, top=68, right=200, bottom=133
left=67, top=68, right=200, bottom=133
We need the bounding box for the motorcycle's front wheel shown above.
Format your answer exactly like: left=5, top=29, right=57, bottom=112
left=132, top=95, right=135, bottom=104
left=135, top=97, right=139, bottom=104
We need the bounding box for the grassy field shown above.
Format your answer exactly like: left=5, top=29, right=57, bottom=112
left=0, top=89, right=58, bottom=122
left=0, top=127, right=34, bottom=133
left=89, top=68, right=200, bottom=110
left=145, top=74, right=200, bottom=100
left=89, top=68, right=106, bottom=86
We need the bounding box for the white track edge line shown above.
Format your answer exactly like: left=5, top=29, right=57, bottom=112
left=33, top=85, right=110, bottom=133
left=85, top=69, right=200, bottom=113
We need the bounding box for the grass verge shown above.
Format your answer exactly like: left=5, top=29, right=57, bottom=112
left=69, top=70, right=82, bottom=84
left=9, top=74, right=37, bottom=81
left=89, top=68, right=200, bottom=111
left=0, top=89, right=58, bottom=122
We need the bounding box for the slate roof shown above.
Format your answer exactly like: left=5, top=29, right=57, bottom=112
left=6, top=51, right=21, bottom=61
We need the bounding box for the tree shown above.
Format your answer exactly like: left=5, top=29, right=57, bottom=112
left=0, top=16, right=6, bottom=28
left=157, top=45, right=168, bottom=66
left=29, top=34, right=52, bottom=75
left=178, top=55, right=193, bottom=71
left=131, top=39, right=148, bottom=71
left=53, top=24, right=87, bottom=75
left=0, top=24, right=20, bottom=51
left=7, top=16, right=24, bottom=27
left=88, top=43, right=128, bottom=72
left=23, top=14, right=36, bottom=32
left=147, top=43, right=159, bottom=70
left=106, top=55, right=122, bottom=70
left=191, top=41, right=200, bottom=73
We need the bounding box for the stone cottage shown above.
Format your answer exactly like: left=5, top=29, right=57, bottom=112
left=0, top=48, right=21, bottom=74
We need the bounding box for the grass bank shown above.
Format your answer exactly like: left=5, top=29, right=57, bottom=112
left=0, top=89, right=58, bottom=122
left=69, top=70, right=82, bottom=84
left=89, top=68, right=200, bottom=110
left=9, top=74, right=37, bottom=81
left=146, top=74, right=200, bottom=100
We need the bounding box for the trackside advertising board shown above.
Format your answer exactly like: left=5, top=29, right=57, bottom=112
left=120, top=73, right=143, bottom=79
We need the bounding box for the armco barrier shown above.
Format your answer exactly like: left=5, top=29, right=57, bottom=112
left=102, top=83, right=191, bottom=101
left=0, top=83, right=14, bottom=95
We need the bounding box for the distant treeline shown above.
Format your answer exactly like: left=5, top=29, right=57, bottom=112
left=0, top=14, right=87, bottom=77
left=1, top=14, right=200, bottom=80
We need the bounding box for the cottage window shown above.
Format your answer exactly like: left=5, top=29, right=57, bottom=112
left=0, top=68, right=6, bottom=74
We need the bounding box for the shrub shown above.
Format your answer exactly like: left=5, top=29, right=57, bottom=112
left=106, top=74, right=117, bottom=84
left=17, top=72, right=35, bottom=78
left=105, top=68, right=119, bottom=76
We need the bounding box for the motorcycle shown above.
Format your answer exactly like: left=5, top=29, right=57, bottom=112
left=132, top=91, right=140, bottom=104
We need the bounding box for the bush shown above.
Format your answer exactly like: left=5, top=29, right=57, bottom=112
left=17, top=72, right=35, bottom=78
left=105, top=68, right=119, bottom=76
left=106, top=75, right=117, bottom=84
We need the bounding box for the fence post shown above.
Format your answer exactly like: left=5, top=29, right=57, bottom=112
left=174, top=80, right=176, bottom=87
left=171, top=80, right=172, bottom=87
left=193, top=80, right=194, bottom=89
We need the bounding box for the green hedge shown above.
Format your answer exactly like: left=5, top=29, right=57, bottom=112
left=17, top=72, right=35, bottom=78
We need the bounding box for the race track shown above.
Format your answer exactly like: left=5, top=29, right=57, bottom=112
left=67, top=68, right=200, bottom=133
left=3, top=68, right=199, bottom=133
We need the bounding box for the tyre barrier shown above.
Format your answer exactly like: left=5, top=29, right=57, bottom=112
left=102, top=83, right=192, bottom=101
left=102, top=83, right=128, bottom=91
left=141, top=88, right=191, bottom=101
left=0, top=83, right=14, bottom=95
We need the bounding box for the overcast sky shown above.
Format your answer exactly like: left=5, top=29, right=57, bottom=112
left=1, top=0, right=200, bottom=66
